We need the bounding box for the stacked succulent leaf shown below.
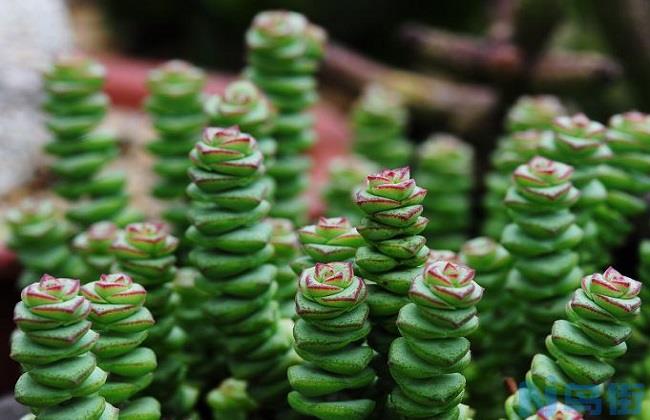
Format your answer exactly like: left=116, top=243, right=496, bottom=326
left=538, top=114, right=611, bottom=273
left=73, top=221, right=117, bottom=283
left=11, top=275, right=118, bottom=419
left=146, top=60, right=207, bottom=236
left=501, top=157, right=583, bottom=355
left=186, top=126, right=298, bottom=404
left=354, top=167, right=429, bottom=357
left=460, top=237, right=515, bottom=418
left=269, top=218, right=301, bottom=318
left=82, top=273, right=160, bottom=419
left=351, top=84, right=412, bottom=168
left=321, top=156, right=377, bottom=224
left=288, top=262, right=376, bottom=419
left=388, top=260, right=482, bottom=418
left=482, top=95, right=566, bottom=239
left=6, top=200, right=85, bottom=289
left=505, top=267, right=642, bottom=418
left=111, top=222, right=197, bottom=417
left=43, top=56, right=140, bottom=228
left=245, top=11, right=326, bottom=224
left=416, top=133, right=474, bottom=251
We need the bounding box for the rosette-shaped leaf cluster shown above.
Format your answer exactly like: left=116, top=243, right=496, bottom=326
left=186, top=126, right=298, bottom=403
left=43, top=56, right=139, bottom=227
left=354, top=167, right=429, bottom=355
left=388, top=261, right=482, bottom=418
left=599, top=112, right=650, bottom=245
left=11, top=275, right=118, bottom=419
left=539, top=114, right=612, bottom=272
left=351, top=84, right=412, bottom=168
left=73, top=221, right=117, bottom=283
left=111, top=222, right=197, bottom=417
left=426, top=249, right=460, bottom=264
left=502, top=157, right=583, bottom=345
left=292, top=216, right=365, bottom=275
left=245, top=11, right=326, bottom=224
left=206, top=79, right=277, bottom=162
left=82, top=273, right=160, bottom=419
left=269, top=218, right=301, bottom=318
left=288, top=262, right=376, bottom=419
left=146, top=60, right=207, bottom=235
left=460, top=237, right=517, bottom=419
left=505, top=268, right=642, bottom=418
left=6, top=200, right=84, bottom=289
left=321, top=156, right=377, bottom=224
left=482, top=95, right=566, bottom=239
left=525, top=402, right=583, bottom=420
left=415, top=133, right=474, bottom=251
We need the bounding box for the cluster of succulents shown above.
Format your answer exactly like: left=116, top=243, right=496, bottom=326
left=9, top=7, right=650, bottom=420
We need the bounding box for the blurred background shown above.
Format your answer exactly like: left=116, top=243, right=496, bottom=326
left=2, top=0, right=650, bottom=406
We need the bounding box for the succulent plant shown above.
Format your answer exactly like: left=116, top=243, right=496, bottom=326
left=6, top=200, right=85, bottom=289
left=207, top=378, right=257, bottom=420
left=354, top=167, right=429, bottom=356
left=482, top=95, right=566, bottom=239
left=416, top=133, right=474, bottom=251
left=292, top=216, right=365, bottom=275
left=388, top=260, right=483, bottom=418
left=321, top=156, right=377, bottom=224
left=460, top=237, right=517, bottom=418
left=186, top=126, right=299, bottom=404
left=426, top=249, right=460, bottom=264
left=351, top=84, right=412, bottom=168
left=501, top=157, right=583, bottom=352
left=81, top=273, right=160, bottom=419
left=111, top=222, right=197, bottom=417
left=245, top=10, right=327, bottom=224
left=146, top=60, right=207, bottom=238
left=525, top=402, right=583, bottom=420
left=505, top=267, right=642, bottom=418
left=288, top=262, right=376, bottom=419
left=269, top=218, right=301, bottom=318
left=206, top=79, right=277, bottom=163
left=43, top=55, right=140, bottom=228
left=538, top=113, right=612, bottom=273
left=73, top=221, right=118, bottom=283
left=11, top=274, right=118, bottom=419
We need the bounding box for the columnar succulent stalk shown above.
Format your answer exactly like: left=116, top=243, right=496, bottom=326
left=269, top=218, right=301, bottom=318
left=110, top=222, right=197, bottom=417
left=207, top=378, right=257, bottom=420
left=206, top=79, right=277, bottom=163
left=460, top=237, right=517, bottom=419
left=501, top=157, right=583, bottom=349
left=245, top=11, right=327, bottom=224
left=388, top=260, right=483, bottom=418
left=505, top=267, right=642, bottom=418
left=292, top=216, right=365, bottom=275
left=482, top=95, right=566, bottom=239
left=415, top=133, right=474, bottom=251
left=6, top=200, right=84, bottom=289
left=146, top=60, right=207, bottom=236
left=73, top=221, right=118, bottom=283
left=351, top=84, right=412, bottom=168
left=600, top=112, right=650, bottom=247
left=81, top=273, right=160, bottom=419
left=11, top=275, right=118, bottom=419
left=186, top=126, right=298, bottom=403
left=321, top=156, right=377, bottom=224
left=43, top=56, right=140, bottom=228
left=538, top=114, right=611, bottom=273
left=288, top=262, right=376, bottom=419
left=353, top=167, right=429, bottom=356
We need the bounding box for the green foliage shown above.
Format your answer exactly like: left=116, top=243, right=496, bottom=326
left=11, top=275, right=118, bottom=419
left=416, top=133, right=474, bottom=251
left=505, top=267, right=641, bottom=418
left=73, top=221, right=118, bottom=283
left=43, top=56, right=140, bottom=228
left=82, top=273, right=160, bottom=419
left=388, top=260, right=482, bottom=418
left=288, top=262, right=376, bottom=419
left=321, top=157, right=377, bottom=224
